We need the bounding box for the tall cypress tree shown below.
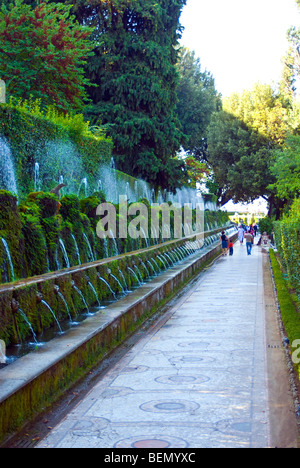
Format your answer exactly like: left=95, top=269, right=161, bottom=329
left=74, top=0, right=187, bottom=191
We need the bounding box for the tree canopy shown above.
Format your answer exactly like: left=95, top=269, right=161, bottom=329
left=0, top=0, right=94, bottom=112
left=69, top=0, right=188, bottom=191
left=206, top=83, right=290, bottom=213
left=175, top=47, right=221, bottom=162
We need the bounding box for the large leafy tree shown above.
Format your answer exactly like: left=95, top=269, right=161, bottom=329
left=207, top=110, right=273, bottom=206
left=70, top=0, right=187, bottom=191
left=0, top=0, right=94, bottom=112
left=175, top=47, right=221, bottom=162
left=207, top=84, right=289, bottom=214
left=269, top=135, right=300, bottom=202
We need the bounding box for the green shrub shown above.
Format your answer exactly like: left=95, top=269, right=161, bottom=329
left=273, top=199, right=300, bottom=299
left=269, top=249, right=300, bottom=379
left=259, top=216, right=274, bottom=235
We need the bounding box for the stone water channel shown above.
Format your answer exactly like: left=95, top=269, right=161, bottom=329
left=0, top=225, right=237, bottom=444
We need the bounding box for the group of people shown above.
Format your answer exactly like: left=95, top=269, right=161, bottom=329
left=220, top=231, right=234, bottom=257
left=237, top=224, right=256, bottom=255
left=220, top=223, right=258, bottom=257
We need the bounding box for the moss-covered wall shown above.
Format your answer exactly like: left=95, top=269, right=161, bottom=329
left=0, top=224, right=231, bottom=347
left=0, top=186, right=230, bottom=346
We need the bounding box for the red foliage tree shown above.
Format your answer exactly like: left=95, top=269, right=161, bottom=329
left=0, top=0, right=95, bottom=112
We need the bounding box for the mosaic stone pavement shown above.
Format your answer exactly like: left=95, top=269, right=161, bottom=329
left=37, top=241, right=271, bottom=448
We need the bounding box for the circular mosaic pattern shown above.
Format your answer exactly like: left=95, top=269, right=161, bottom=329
left=100, top=387, right=133, bottom=398
left=187, top=328, right=216, bottom=334
left=140, top=399, right=200, bottom=413
left=114, top=435, right=188, bottom=448
left=178, top=341, right=210, bottom=348
left=141, top=349, right=162, bottom=356
left=120, top=365, right=149, bottom=374
left=72, top=418, right=110, bottom=436
left=169, top=355, right=215, bottom=366
left=155, top=374, right=210, bottom=385
left=216, top=419, right=252, bottom=435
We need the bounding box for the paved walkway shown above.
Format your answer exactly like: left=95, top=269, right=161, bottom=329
left=37, top=239, right=297, bottom=448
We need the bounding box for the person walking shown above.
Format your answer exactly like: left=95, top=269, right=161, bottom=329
left=238, top=225, right=245, bottom=244
left=244, top=231, right=254, bottom=255
left=220, top=231, right=229, bottom=256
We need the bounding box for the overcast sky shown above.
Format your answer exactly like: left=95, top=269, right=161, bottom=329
left=180, top=0, right=300, bottom=97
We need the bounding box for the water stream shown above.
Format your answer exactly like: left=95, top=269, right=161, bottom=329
left=133, top=264, right=143, bottom=283
left=71, top=282, right=91, bottom=314
left=147, top=260, right=157, bottom=276
left=83, top=233, right=95, bottom=262
left=1, top=238, right=15, bottom=282
left=127, top=267, right=141, bottom=286
left=0, top=137, right=18, bottom=195
left=97, top=274, right=117, bottom=300
left=57, top=291, right=72, bottom=321
left=87, top=281, right=101, bottom=307
left=118, top=269, right=128, bottom=291
left=41, top=300, right=63, bottom=333
left=18, top=308, right=39, bottom=344
left=59, top=239, right=70, bottom=268
left=109, top=273, right=126, bottom=295
left=71, top=233, right=81, bottom=265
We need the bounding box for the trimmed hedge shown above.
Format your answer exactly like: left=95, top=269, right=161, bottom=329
left=273, top=199, right=300, bottom=300
left=269, top=248, right=300, bottom=379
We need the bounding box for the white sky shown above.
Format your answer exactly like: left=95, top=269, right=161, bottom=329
left=180, top=0, right=300, bottom=97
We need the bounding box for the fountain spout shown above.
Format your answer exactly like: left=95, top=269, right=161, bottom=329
left=11, top=298, right=19, bottom=313
left=36, top=292, right=43, bottom=304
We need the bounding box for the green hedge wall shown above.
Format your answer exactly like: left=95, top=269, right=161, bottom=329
left=273, top=199, right=300, bottom=299
left=269, top=249, right=300, bottom=380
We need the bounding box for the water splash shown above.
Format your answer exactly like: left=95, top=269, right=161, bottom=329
left=1, top=238, right=15, bottom=282
left=77, top=177, right=88, bottom=197
left=0, top=137, right=18, bottom=195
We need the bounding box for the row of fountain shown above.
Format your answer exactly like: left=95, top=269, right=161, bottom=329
left=0, top=133, right=231, bottom=366
left=0, top=225, right=235, bottom=365
left=1, top=135, right=216, bottom=210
